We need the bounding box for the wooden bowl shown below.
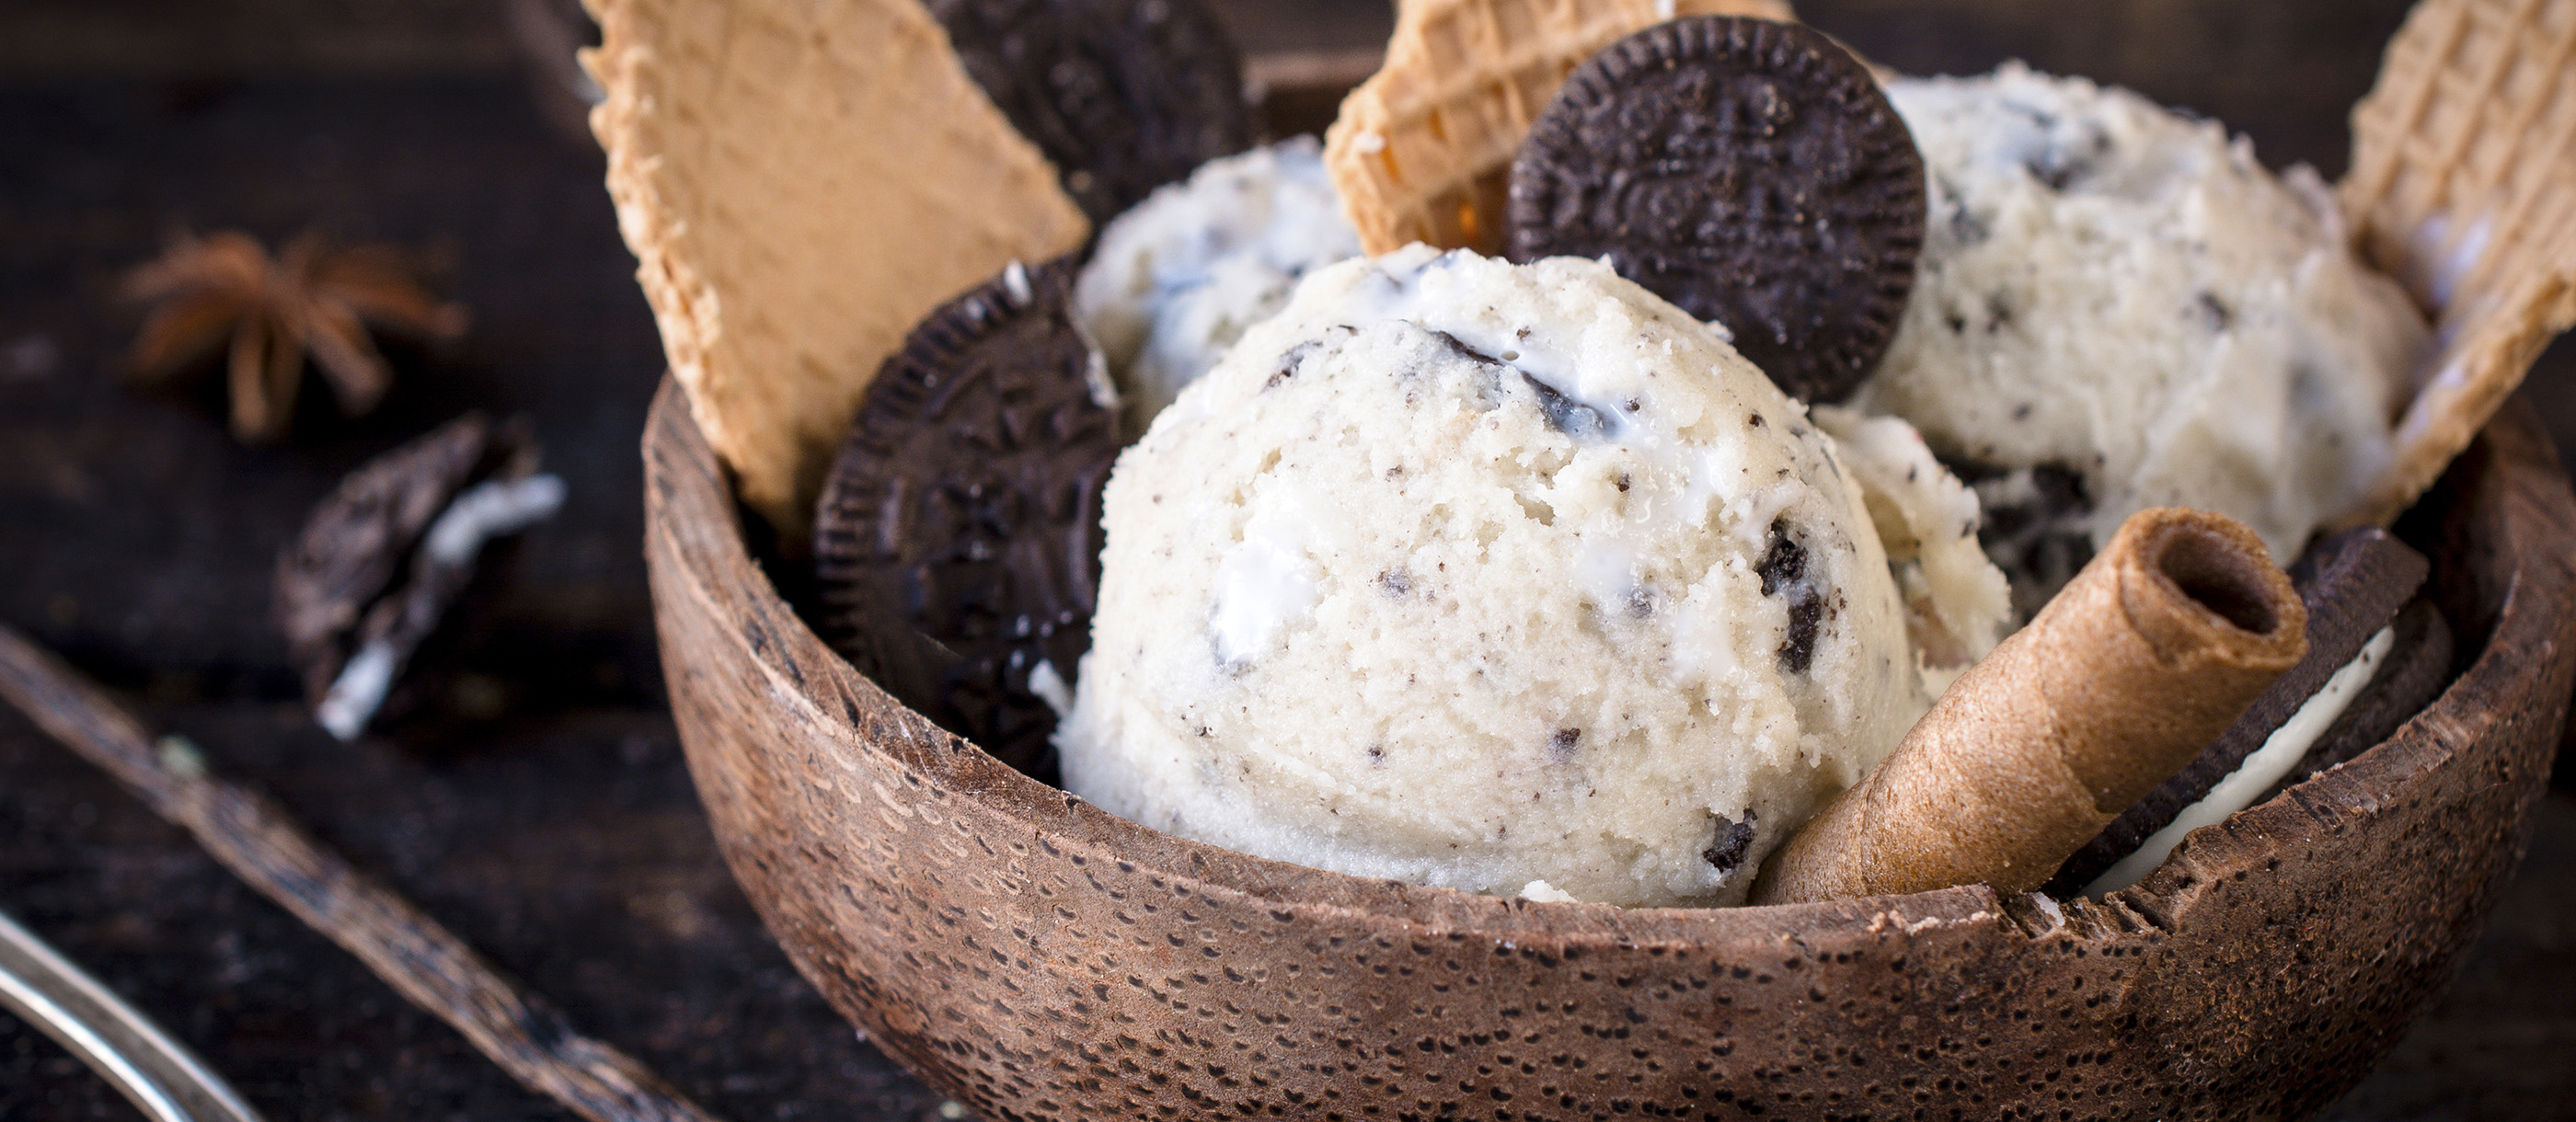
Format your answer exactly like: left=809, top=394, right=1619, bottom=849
left=646, top=375, right=2576, bottom=1121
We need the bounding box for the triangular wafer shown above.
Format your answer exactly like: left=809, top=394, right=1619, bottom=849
left=2335, top=0, right=2576, bottom=529
left=584, top=0, right=1089, bottom=538
left=1324, top=0, right=1795, bottom=257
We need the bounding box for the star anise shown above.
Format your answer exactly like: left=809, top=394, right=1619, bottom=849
left=121, top=230, right=469, bottom=442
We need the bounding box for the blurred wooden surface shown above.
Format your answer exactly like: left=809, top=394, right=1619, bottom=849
left=0, top=0, right=2570, bottom=1118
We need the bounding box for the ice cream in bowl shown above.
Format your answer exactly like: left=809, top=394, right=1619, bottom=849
left=604, top=0, right=2576, bottom=1115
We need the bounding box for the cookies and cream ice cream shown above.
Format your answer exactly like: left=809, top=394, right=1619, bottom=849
left=1048, top=53, right=2423, bottom=911
left=1856, top=63, right=2431, bottom=597
left=1075, top=137, right=1363, bottom=429
left=1812, top=405, right=2013, bottom=697
left=1059, top=246, right=1978, bottom=907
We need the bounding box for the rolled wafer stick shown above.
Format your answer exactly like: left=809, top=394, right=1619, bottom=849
left=1752, top=508, right=2307, bottom=904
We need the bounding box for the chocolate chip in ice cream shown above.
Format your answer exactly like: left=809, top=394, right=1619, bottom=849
left=1503, top=16, right=1926, bottom=404
left=813, top=256, right=1118, bottom=780
left=1756, top=518, right=1826, bottom=673
left=1704, top=810, right=1759, bottom=876
left=930, top=0, right=1253, bottom=225
left=1520, top=371, right=1614, bottom=439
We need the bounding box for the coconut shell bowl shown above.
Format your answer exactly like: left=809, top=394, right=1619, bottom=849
left=623, top=0, right=2576, bottom=1118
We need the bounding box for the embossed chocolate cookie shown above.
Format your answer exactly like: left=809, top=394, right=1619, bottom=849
left=1505, top=17, right=1924, bottom=403
left=813, top=257, right=1118, bottom=779
left=930, top=0, right=1253, bottom=225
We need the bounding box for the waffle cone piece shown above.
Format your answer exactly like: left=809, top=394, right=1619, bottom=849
left=2336, top=0, right=2576, bottom=528
left=584, top=0, right=1088, bottom=537
left=1754, top=509, right=2308, bottom=905
left=1325, top=0, right=1795, bottom=256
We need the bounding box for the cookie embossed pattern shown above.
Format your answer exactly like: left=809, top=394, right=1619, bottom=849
left=1507, top=17, right=1926, bottom=404
left=608, top=0, right=2576, bottom=1119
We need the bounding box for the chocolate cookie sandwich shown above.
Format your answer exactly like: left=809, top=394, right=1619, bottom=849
left=812, top=257, right=1119, bottom=779
left=274, top=413, right=565, bottom=740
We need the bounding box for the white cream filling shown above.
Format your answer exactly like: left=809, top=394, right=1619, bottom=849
left=2082, top=624, right=2395, bottom=896
left=316, top=640, right=398, bottom=741
left=424, top=475, right=567, bottom=567
left=316, top=473, right=567, bottom=741
left=1028, top=658, right=1075, bottom=720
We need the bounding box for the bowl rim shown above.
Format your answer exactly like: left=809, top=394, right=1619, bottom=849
left=643, top=372, right=2576, bottom=945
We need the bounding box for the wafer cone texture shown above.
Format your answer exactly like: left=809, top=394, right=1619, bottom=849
left=2336, top=0, right=2576, bottom=528
left=1326, top=0, right=1795, bottom=257
left=1754, top=509, right=2307, bottom=904
left=584, top=0, right=1089, bottom=537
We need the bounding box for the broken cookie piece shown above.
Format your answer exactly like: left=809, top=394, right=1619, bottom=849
left=275, top=413, right=564, bottom=740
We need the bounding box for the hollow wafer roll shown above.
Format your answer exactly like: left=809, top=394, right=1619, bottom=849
left=1753, top=508, right=2307, bottom=904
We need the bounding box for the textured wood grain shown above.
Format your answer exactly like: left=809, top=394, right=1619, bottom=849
left=0, top=623, right=728, bottom=1122
left=647, top=376, right=2576, bottom=1122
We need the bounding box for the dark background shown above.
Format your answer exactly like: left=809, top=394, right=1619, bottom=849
left=2, top=0, right=2570, bottom=1118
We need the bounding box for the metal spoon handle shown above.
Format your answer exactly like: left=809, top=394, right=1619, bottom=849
left=0, top=906, right=265, bottom=1122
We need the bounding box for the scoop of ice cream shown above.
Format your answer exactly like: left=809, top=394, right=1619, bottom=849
left=1854, top=64, right=2431, bottom=594
left=1059, top=247, right=1932, bottom=907
left=1074, top=136, right=1363, bottom=429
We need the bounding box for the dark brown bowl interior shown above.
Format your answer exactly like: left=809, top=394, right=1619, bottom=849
left=646, top=376, right=2576, bottom=1122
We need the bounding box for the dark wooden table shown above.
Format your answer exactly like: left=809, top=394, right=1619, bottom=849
left=3, top=1, right=2571, bottom=1118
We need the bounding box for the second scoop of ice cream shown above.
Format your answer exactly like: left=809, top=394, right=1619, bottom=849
left=1857, top=64, right=2430, bottom=605
left=1075, top=137, right=1363, bottom=430
left=1059, top=247, right=1935, bottom=907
